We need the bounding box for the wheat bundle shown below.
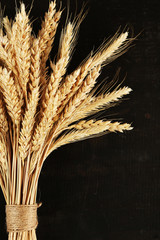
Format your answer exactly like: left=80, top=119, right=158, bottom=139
left=0, top=1, right=133, bottom=239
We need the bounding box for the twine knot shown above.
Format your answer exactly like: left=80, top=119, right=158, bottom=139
left=5, top=203, right=41, bottom=232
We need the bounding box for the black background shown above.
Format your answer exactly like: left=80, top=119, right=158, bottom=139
left=0, top=0, right=160, bottom=239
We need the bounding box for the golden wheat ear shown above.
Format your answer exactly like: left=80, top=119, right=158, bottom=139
left=48, top=121, right=133, bottom=154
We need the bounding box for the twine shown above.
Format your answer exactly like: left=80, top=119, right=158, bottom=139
left=5, top=203, right=41, bottom=232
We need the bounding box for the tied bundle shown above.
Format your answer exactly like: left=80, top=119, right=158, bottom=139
left=0, top=1, right=133, bottom=239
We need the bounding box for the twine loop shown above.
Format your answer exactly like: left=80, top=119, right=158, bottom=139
left=5, top=203, right=41, bottom=232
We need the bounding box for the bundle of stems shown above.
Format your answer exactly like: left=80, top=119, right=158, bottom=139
left=0, top=1, right=133, bottom=239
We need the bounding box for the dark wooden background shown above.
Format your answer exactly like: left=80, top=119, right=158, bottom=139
left=0, top=0, right=160, bottom=239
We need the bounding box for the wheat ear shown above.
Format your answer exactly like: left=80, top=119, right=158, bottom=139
left=90, top=32, right=129, bottom=68
left=38, top=1, right=61, bottom=79
left=49, top=21, right=74, bottom=85
left=0, top=93, right=8, bottom=132
left=48, top=121, right=132, bottom=154
left=11, top=3, right=31, bottom=97
left=0, top=133, right=7, bottom=172
left=72, top=86, right=132, bottom=121
left=0, top=68, right=22, bottom=125
left=68, top=119, right=133, bottom=132
left=3, top=16, right=12, bottom=39
left=18, top=39, right=40, bottom=162
left=0, top=40, right=16, bottom=72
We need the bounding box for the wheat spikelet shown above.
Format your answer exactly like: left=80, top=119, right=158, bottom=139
left=19, top=39, right=40, bottom=161
left=38, top=1, right=61, bottom=79
left=3, top=16, right=12, bottom=39
left=49, top=121, right=132, bottom=153
left=0, top=33, right=20, bottom=79
left=69, top=119, right=104, bottom=130
left=1, top=38, right=24, bottom=102
left=11, top=3, right=32, bottom=96
left=0, top=68, right=22, bottom=125
left=0, top=40, right=15, bottom=70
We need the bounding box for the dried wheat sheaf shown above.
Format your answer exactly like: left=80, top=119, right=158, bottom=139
left=0, top=1, right=133, bottom=239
